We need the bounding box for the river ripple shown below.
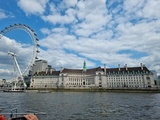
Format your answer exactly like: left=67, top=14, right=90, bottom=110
left=0, top=92, right=160, bottom=120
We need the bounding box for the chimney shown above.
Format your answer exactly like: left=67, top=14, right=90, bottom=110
left=45, top=69, right=48, bottom=74
left=143, top=64, right=145, bottom=69
left=140, top=63, right=143, bottom=70
left=60, top=67, right=63, bottom=73
left=104, top=64, right=106, bottom=75
left=125, top=64, right=128, bottom=70
left=118, top=64, right=120, bottom=71
left=50, top=69, right=53, bottom=74
left=37, top=70, right=39, bottom=74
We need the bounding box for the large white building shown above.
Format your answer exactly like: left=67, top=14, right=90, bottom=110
left=31, top=60, right=49, bottom=75
left=157, top=76, right=160, bottom=86
left=30, top=62, right=155, bottom=89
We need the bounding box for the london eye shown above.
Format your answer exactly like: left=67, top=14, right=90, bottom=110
left=0, top=23, right=40, bottom=90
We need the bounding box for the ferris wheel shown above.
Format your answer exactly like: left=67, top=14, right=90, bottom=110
left=0, top=23, right=40, bottom=78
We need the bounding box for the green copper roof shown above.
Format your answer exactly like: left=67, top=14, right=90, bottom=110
left=83, top=61, right=86, bottom=72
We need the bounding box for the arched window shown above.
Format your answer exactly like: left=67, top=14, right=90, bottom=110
left=146, top=76, right=151, bottom=87
left=98, top=73, right=102, bottom=80
left=146, top=77, right=150, bottom=80
left=83, top=81, right=85, bottom=85
left=62, top=74, right=64, bottom=81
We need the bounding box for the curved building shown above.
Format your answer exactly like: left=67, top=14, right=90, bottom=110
left=30, top=62, right=155, bottom=89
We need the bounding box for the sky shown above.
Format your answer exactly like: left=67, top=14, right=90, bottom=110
left=0, top=0, right=160, bottom=79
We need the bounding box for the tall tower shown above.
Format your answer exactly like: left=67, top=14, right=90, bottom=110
left=83, top=61, right=87, bottom=72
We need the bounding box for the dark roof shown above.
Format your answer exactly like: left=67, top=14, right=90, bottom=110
left=34, top=66, right=151, bottom=76
left=34, top=71, right=60, bottom=76
left=62, top=67, right=102, bottom=75
left=102, top=67, right=151, bottom=74
left=35, top=59, right=47, bottom=62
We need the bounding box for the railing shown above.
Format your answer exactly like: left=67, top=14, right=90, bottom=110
left=0, top=107, right=46, bottom=120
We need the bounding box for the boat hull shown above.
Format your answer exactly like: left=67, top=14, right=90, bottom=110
left=3, top=90, right=25, bottom=92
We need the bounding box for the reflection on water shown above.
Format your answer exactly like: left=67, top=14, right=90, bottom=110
left=0, top=92, right=160, bottom=120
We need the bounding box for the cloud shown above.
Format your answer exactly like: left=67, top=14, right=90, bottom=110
left=0, top=9, right=14, bottom=19
left=76, top=0, right=107, bottom=20
left=61, top=0, right=77, bottom=8
left=13, top=0, right=160, bottom=75
left=38, top=0, right=160, bottom=75
left=0, top=11, right=7, bottom=19
left=73, top=0, right=111, bottom=37
left=40, top=28, right=50, bottom=35
left=17, top=0, right=49, bottom=15
left=41, top=6, right=77, bottom=24
left=39, top=48, right=95, bottom=69
left=141, top=0, right=160, bottom=19
left=0, top=69, right=13, bottom=80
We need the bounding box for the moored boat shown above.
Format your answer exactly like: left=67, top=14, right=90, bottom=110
left=37, top=90, right=50, bottom=93
left=3, top=89, right=25, bottom=92
left=3, top=80, right=26, bottom=93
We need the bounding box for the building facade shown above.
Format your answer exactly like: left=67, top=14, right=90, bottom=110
left=0, top=79, right=5, bottom=88
left=30, top=62, right=155, bottom=89
left=157, top=76, right=160, bottom=86
left=31, top=60, right=48, bottom=75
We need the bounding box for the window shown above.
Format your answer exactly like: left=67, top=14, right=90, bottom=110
left=99, top=73, right=102, bottom=80
left=83, top=81, right=85, bottom=85
left=62, top=74, right=64, bottom=81
left=146, top=77, right=150, bottom=80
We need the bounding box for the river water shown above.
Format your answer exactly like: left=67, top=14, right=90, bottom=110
left=0, top=91, right=160, bottom=120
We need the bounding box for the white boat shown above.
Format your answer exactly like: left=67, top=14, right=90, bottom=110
left=3, top=89, right=25, bottom=92
left=3, top=78, right=26, bottom=92
left=38, top=90, right=50, bottom=93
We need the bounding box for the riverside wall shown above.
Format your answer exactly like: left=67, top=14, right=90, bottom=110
left=27, top=87, right=160, bottom=93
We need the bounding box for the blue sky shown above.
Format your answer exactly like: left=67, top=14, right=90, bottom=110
left=0, top=0, right=160, bottom=79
